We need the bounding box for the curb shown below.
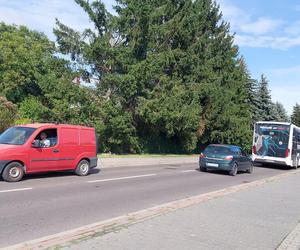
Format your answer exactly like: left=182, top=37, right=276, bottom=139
left=5, top=169, right=300, bottom=250
left=277, top=220, right=300, bottom=250
left=98, top=158, right=198, bottom=169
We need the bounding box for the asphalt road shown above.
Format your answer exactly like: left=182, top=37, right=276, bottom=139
left=0, top=162, right=292, bottom=248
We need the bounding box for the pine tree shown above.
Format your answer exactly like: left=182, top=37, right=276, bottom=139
left=256, top=74, right=274, bottom=121
left=53, top=0, right=253, bottom=152
left=238, top=57, right=260, bottom=124
left=272, top=102, right=289, bottom=122
left=291, top=103, right=300, bottom=127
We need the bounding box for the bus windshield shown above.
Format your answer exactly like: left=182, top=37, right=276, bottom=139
left=0, top=127, right=36, bottom=145
left=254, top=123, right=290, bottom=158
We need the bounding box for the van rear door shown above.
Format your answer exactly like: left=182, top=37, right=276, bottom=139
left=79, top=128, right=96, bottom=157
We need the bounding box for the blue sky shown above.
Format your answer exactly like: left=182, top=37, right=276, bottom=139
left=0, top=0, right=299, bottom=114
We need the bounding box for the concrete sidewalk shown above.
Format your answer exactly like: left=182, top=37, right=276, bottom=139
left=65, top=172, right=300, bottom=250
left=98, top=156, right=198, bottom=168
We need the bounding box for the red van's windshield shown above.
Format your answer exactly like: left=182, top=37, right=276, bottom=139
left=0, top=127, right=36, bottom=145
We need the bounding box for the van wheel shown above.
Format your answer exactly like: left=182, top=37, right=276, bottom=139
left=2, top=162, right=24, bottom=182
left=75, top=160, right=90, bottom=176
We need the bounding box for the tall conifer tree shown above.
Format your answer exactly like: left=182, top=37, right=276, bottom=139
left=291, top=103, right=300, bottom=126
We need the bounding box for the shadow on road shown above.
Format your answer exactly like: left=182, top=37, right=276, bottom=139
left=253, top=163, right=292, bottom=171
left=5, top=168, right=101, bottom=182
left=195, top=168, right=249, bottom=176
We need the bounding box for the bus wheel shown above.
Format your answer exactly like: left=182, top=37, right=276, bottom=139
left=2, top=162, right=24, bottom=182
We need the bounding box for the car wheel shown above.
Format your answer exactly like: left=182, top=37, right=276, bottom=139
left=200, top=165, right=207, bottom=172
left=2, top=162, right=24, bottom=182
left=246, top=163, right=253, bottom=174
left=75, top=159, right=90, bottom=176
left=229, top=163, right=238, bottom=176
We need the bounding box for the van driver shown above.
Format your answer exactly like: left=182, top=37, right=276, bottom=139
left=40, top=132, right=50, bottom=148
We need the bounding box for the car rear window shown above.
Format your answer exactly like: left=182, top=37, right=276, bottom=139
left=204, top=146, right=232, bottom=155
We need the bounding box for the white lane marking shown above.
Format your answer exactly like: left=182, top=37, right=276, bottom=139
left=0, top=187, right=33, bottom=193
left=88, top=174, right=157, bottom=183
left=181, top=170, right=197, bottom=173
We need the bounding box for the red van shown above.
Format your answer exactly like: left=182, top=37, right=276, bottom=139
left=0, top=123, right=98, bottom=182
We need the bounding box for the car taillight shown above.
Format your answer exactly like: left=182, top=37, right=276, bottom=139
left=224, top=155, right=233, bottom=161
left=285, top=149, right=290, bottom=158
left=252, top=145, right=256, bottom=154
left=200, top=153, right=205, bottom=158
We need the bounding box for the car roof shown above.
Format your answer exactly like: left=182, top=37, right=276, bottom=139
left=208, top=144, right=241, bottom=149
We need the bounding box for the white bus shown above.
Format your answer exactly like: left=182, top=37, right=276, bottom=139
left=252, top=121, right=300, bottom=168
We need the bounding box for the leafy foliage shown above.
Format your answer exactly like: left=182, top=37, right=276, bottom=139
left=291, top=103, right=300, bottom=127
left=0, top=2, right=287, bottom=153
left=53, top=0, right=254, bottom=152
left=0, top=96, right=17, bottom=132
left=0, top=22, right=103, bottom=129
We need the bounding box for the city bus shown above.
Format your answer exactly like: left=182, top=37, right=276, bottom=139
left=252, top=121, right=300, bottom=168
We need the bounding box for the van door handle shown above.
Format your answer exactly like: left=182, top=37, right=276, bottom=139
left=53, top=149, right=59, bottom=153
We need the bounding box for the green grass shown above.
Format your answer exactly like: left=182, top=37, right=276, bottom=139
left=98, top=153, right=198, bottom=158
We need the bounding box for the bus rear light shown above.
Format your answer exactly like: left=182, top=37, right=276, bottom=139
left=252, top=145, right=256, bottom=154
left=285, top=149, right=290, bottom=158
left=224, top=155, right=233, bottom=161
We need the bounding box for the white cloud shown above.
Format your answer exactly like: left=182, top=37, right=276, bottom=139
left=285, top=20, right=300, bottom=36
left=268, top=65, right=300, bottom=75
left=0, top=0, right=115, bottom=40
left=219, top=0, right=283, bottom=35
left=217, top=0, right=300, bottom=50
left=219, top=1, right=249, bottom=30
left=271, top=86, right=300, bottom=115
left=235, top=34, right=300, bottom=49
left=239, top=18, right=283, bottom=35
left=266, top=65, right=300, bottom=114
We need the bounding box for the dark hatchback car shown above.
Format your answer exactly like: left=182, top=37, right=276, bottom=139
left=199, top=144, right=253, bottom=176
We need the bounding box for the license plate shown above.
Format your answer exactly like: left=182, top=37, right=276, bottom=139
left=207, top=163, right=218, bottom=167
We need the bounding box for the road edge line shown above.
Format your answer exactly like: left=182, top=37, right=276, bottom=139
left=5, top=169, right=300, bottom=250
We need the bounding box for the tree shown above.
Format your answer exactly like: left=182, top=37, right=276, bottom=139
left=291, top=103, right=300, bottom=127
left=0, top=22, right=103, bottom=129
left=0, top=96, right=17, bottom=132
left=256, top=74, right=274, bottom=121
left=238, top=57, right=260, bottom=124
left=54, top=0, right=254, bottom=153
left=0, top=23, right=55, bottom=103
left=272, top=102, right=289, bottom=122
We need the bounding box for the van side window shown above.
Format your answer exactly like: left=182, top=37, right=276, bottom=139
left=34, top=129, right=58, bottom=148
